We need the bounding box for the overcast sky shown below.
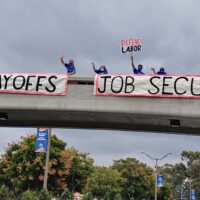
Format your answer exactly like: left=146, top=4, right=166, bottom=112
left=1, top=0, right=200, bottom=167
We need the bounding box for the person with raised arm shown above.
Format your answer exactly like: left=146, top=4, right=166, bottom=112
left=150, top=67, right=156, bottom=74
left=61, top=55, right=76, bottom=75
left=130, top=53, right=144, bottom=74
left=91, top=62, right=108, bottom=74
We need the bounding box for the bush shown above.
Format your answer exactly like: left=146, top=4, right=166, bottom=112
left=114, top=194, right=123, bottom=200
left=103, top=192, right=110, bottom=200
left=38, top=188, right=51, bottom=200
left=61, top=188, right=71, bottom=200
left=82, top=192, right=93, bottom=200
left=0, top=184, right=15, bottom=199
left=21, top=189, right=38, bottom=200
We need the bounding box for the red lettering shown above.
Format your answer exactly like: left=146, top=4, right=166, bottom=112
left=121, top=38, right=142, bottom=47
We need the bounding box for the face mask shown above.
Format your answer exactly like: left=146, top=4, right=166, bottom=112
left=138, top=68, right=143, bottom=72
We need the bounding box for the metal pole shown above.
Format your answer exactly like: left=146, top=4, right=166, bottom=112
left=180, top=187, right=183, bottom=200
left=140, top=152, right=174, bottom=200
left=155, top=158, right=158, bottom=200
left=43, top=128, right=51, bottom=189
left=189, top=180, right=191, bottom=200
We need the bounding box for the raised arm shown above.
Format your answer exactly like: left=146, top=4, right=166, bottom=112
left=91, top=62, right=96, bottom=72
left=61, top=55, right=65, bottom=65
left=150, top=67, right=156, bottom=74
left=130, top=53, right=136, bottom=69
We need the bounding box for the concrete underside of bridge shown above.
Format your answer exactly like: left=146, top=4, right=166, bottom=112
left=0, top=76, right=200, bottom=135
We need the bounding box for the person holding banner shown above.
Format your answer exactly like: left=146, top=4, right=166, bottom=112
left=130, top=53, right=144, bottom=74
left=150, top=67, right=167, bottom=75
left=61, top=56, right=76, bottom=75
left=157, top=67, right=167, bottom=75
left=91, top=62, right=108, bottom=74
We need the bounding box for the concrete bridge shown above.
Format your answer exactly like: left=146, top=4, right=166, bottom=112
left=0, top=76, right=200, bottom=134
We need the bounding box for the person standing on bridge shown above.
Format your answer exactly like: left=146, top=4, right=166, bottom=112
left=61, top=56, right=76, bottom=75
left=91, top=62, right=108, bottom=74
left=150, top=67, right=167, bottom=75
left=130, top=53, right=144, bottom=74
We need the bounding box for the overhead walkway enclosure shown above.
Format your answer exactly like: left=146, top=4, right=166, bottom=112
left=0, top=75, right=200, bottom=134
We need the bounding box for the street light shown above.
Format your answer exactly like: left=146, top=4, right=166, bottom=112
left=141, top=152, right=174, bottom=200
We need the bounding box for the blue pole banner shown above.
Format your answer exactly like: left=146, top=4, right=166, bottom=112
left=191, top=190, right=197, bottom=200
left=157, top=175, right=164, bottom=187
left=35, top=128, right=49, bottom=153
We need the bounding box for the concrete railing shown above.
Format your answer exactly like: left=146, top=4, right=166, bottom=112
left=0, top=76, right=200, bottom=134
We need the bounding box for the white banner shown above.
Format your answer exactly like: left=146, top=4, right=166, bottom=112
left=94, top=74, right=200, bottom=98
left=0, top=73, right=68, bottom=96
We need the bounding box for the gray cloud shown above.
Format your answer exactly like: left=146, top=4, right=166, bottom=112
left=1, top=0, right=200, bottom=74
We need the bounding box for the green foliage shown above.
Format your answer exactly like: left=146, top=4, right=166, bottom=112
left=66, top=149, right=94, bottom=193
left=61, top=188, right=71, bottom=200
left=88, top=166, right=123, bottom=199
left=160, top=151, right=200, bottom=199
left=21, top=189, right=37, bottom=200
left=82, top=191, right=93, bottom=200
left=4, top=133, right=200, bottom=200
left=0, top=184, right=15, bottom=199
left=112, top=157, right=154, bottom=200
left=158, top=182, right=172, bottom=200
left=0, top=134, right=94, bottom=196
left=102, top=192, right=110, bottom=200
left=113, top=194, right=123, bottom=200
left=38, top=188, right=51, bottom=200
left=159, top=163, right=186, bottom=199
left=0, top=134, right=66, bottom=193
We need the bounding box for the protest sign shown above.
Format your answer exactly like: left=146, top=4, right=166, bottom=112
left=121, top=38, right=142, bottom=53
left=0, top=73, right=67, bottom=95
left=94, top=74, right=200, bottom=99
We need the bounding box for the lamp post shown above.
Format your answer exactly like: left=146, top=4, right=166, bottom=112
left=43, top=128, right=52, bottom=189
left=141, top=152, right=174, bottom=200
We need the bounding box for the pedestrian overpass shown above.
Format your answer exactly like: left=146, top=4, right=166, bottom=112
left=0, top=76, right=200, bottom=134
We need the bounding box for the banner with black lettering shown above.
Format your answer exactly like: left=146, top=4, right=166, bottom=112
left=0, top=73, right=68, bottom=95
left=94, top=74, right=200, bottom=98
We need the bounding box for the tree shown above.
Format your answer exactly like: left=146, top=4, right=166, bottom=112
left=181, top=151, right=200, bottom=199
left=0, top=134, right=66, bottom=194
left=112, top=157, right=154, bottom=200
left=0, top=134, right=94, bottom=196
left=159, top=163, right=186, bottom=199
left=88, top=166, right=123, bottom=199
left=159, top=151, right=200, bottom=199
left=65, top=149, right=94, bottom=193
left=157, top=182, right=172, bottom=200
